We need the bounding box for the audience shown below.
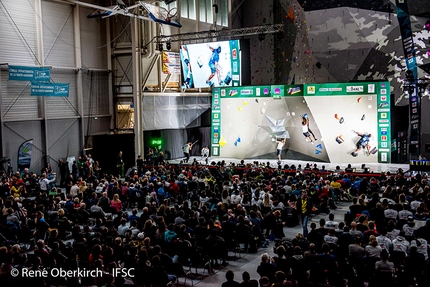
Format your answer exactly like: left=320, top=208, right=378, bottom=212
left=0, top=157, right=429, bottom=287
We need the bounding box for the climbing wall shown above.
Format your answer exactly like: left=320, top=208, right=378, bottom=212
left=243, top=0, right=276, bottom=85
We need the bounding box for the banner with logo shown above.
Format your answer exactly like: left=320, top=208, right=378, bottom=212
left=161, top=52, right=181, bottom=74
left=31, top=82, right=69, bottom=97
left=8, top=66, right=51, bottom=83
left=17, top=139, right=33, bottom=171
left=396, top=0, right=419, bottom=155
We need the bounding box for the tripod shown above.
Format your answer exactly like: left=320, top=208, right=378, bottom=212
left=0, top=158, right=13, bottom=178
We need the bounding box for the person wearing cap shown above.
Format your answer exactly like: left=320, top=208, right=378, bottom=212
left=131, top=232, right=145, bottom=247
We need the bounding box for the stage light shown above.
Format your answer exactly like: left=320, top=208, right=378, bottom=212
left=425, top=20, right=430, bottom=31
left=116, top=0, right=127, bottom=10
left=166, top=41, right=171, bottom=50
left=258, top=33, right=266, bottom=42
left=158, top=42, right=163, bottom=52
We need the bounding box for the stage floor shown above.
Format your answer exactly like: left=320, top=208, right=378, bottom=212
left=167, top=156, right=409, bottom=174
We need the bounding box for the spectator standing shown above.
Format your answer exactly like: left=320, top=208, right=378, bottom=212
left=296, top=190, right=313, bottom=237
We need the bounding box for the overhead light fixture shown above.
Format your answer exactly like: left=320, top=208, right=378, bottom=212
left=258, top=33, right=266, bottom=42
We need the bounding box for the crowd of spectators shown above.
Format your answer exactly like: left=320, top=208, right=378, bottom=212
left=0, top=155, right=429, bottom=287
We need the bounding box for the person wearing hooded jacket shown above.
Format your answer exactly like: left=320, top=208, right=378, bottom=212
left=392, top=231, right=410, bottom=261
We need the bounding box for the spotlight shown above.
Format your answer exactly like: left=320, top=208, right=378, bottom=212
left=116, top=0, right=127, bottom=10
left=158, top=43, right=163, bottom=52
left=166, top=41, right=171, bottom=50
left=425, top=20, right=430, bottom=31
left=258, top=33, right=266, bottom=42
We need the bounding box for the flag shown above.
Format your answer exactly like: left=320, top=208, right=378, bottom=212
left=17, top=139, right=33, bottom=171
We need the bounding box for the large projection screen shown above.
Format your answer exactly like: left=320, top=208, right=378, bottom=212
left=211, top=82, right=391, bottom=164
left=180, top=40, right=241, bottom=89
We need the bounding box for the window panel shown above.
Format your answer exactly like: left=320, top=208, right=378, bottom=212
left=206, top=0, right=213, bottom=23
left=199, top=0, right=207, bottom=21
left=180, top=0, right=188, bottom=16
left=188, top=0, right=196, bottom=20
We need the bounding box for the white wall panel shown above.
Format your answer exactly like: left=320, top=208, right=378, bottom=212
left=0, top=0, right=38, bottom=65
left=42, top=1, right=75, bottom=67
left=3, top=121, right=44, bottom=172
left=46, top=69, right=79, bottom=118
left=80, top=7, right=108, bottom=69
left=1, top=69, right=41, bottom=121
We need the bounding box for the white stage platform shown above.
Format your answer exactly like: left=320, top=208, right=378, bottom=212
left=167, top=156, right=409, bottom=174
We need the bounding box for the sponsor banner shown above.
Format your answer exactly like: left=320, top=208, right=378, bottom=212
left=9, top=65, right=51, bottom=83
left=396, top=0, right=419, bottom=155
left=377, top=82, right=391, bottom=162
left=161, top=52, right=181, bottom=74
left=304, top=83, right=375, bottom=96
left=31, top=82, right=69, bottom=97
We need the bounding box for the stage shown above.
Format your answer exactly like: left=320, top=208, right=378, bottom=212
left=167, top=156, right=410, bottom=174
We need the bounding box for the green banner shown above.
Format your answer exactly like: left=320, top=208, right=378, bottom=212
left=304, top=82, right=377, bottom=96
left=376, top=82, right=391, bottom=163
left=31, top=82, right=69, bottom=97
left=229, top=40, right=241, bottom=87
left=9, top=65, right=50, bottom=83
